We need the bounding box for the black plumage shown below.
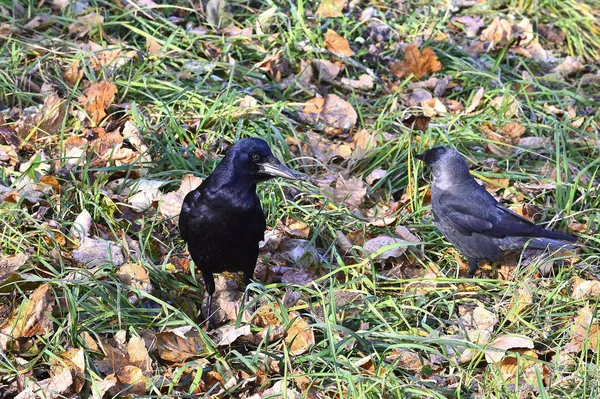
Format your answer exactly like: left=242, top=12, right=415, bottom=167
left=179, top=138, right=299, bottom=326
left=416, top=146, right=577, bottom=277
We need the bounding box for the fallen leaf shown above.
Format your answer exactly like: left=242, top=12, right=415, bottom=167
left=146, top=36, right=162, bottom=54
left=459, top=305, right=498, bottom=332
left=340, top=74, right=374, bottom=90
left=465, top=87, right=485, bottom=114
left=285, top=312, right=315, bottom=355
left=324, top=29, right=354, bottom=56
left=390, top=44, right=442, bottom=79
left=72, top=238, right=125, bottom=267
left=25, top=15, right=52, bottom=30
left=117, top=365, right=145, bottom=395
left=315, top=0, right=346, bottom=17
left=78, top=82, right=118, bottom=125
left=63, top=59, right=83, bottom=87
left=571, top=276, right=600, bottom=300
left=0, top=283, right=54, bottom=351
left=401, top=88, right=432, bottom=108
left=365, top=168, right=387, bottom=185
left=538, top=24, right=566, bottom=45
left=384, top=348, right=423, bottom=372
left=507, top=287, right=533, bottom=322
left=481, top=17, right=512, bottom=48
left=206, top=0, right=229, bottom=28
left=363, top=235, right=407, bottom=261
left=312, top=59, right=342, bottom=83
left=551, top=56, right=585, bottom=77
left=282, top=217, right=310, bottom=238
left=302, top=94, right=357, bottom=135
left=402, top=114, right=431, bottom=131
left=159, top=174, right=203, bottom=220
left=452, top=15, right=485, bottom=37
left=485, top=334, right=535, bottom=363
left=421, top=97, right=447, bottom=117
left=155, top=326, right=205, bottom=362
left=68, top=12, right=103, bottom=38
left=211, top=324, right=252, bottom=346
left=91, top=374, right=117, bottom=399
left=332, top=176, right=367, bottom=209
left=0, top=253, right=28, bottom=284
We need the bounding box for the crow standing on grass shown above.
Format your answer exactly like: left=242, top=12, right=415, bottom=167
left=179, top=138, right=299, bottom=327
left=416, top=146, right=577, bottom=277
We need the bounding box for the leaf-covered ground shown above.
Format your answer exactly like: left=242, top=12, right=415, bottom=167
left=0, top=0, right=599, bottom=398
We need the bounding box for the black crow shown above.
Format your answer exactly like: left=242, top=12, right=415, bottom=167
left=416, top=146, right=576, bottom=277
left=179, top=138, right=299, bottom=326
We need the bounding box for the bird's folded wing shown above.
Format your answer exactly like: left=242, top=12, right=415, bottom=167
left=443, top=200, right=538, bottom=238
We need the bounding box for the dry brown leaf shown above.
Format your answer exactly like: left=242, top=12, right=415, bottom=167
left=401, top=88, right=432, bottom=108
left=78, top=82, right=118, bottom=125
left=452, top=15, right=485, bottom=37
left=302, top=94, right=357, bottom=135
left=365, top=168, right=387, bottom=185
left=69, top=12, right=104, bottom=38
left=402, top=114, right=431, bottom=132
left=324, top=29, right=354, bottom=56
left=63, top=59, right=83, bottom=87
left=315, top=0, right=346, bottom=17
left=489, top=95, right=518, bottom=117
left=50, top=348, right=86, bottom=393
left=146, top=36, right=162, bottom=54
left=332, top=175, right=367, bottom=209
left=565, top=306, right=599, bottom=353
left=0, top=283, right=54, bottom=351
left=155, top=326, right=205, bottom=362
left=73, top=238, right=125, bottom=267
left=340, top=74, right=374, bottom=90
left=384, top=348, right=422, bottom=372
left=363, top=235, right=407, bottom=261
left=465, top=87, right=484, bottom=114
left=571, top=276, right=600, bottom=300
left=499, top=122, right=526, bottom=141
left=507, top=287, right=533, bottom=322
left=285, top=312, right=315, bottom=355
left=495, top=349, right=548, bottom=385
left=211, top=324, right=252, bottom=347
left=117, top=365, right=146, bottom=395
left=551, top=56, right=585, bottom=77
left=0, top=252, right=28, bottom=284
left=421, top=97, right=447, bottom=117
left=485, top=334, right=534, bottom=363
left=282, top=217, right=310, bottom=238
left=390, top=44, right=442, bottom=79
left=312, top=59, right=342, bottom=82
left=538, top=24, right=566, bottom=45
left=481, top=17, right=512, bottom=48
left=159, top=174, right=202, bottom=220
left=459, top=305, right=498, bottom=332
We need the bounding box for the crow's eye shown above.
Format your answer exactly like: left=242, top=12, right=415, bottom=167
left=252, top=154, right=261, bottom=162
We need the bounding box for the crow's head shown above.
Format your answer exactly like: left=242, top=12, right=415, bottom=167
left=415, top=146, right=471, bottom=182
left=226, top=138, right=299, bottom=182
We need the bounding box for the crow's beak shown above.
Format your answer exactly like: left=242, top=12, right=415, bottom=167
left=415, top=152, right=425, bottom=161
left=260, top=157, right=300, bottom=180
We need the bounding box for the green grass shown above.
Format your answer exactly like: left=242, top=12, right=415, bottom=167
left=0, top=0, right=599, bottom=398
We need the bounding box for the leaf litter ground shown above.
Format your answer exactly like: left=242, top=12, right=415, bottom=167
left=0, top=0, right=599, bottom=398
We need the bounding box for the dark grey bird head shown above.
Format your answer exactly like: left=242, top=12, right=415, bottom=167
left=223, top=138, right=299, bottom=182
left=415, top=146, right=472, bottom=185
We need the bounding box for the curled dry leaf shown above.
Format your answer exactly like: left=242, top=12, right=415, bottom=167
left=484, top=334, right=534, bottom=363
left=312, top=59, right=342, bottom=82
left=363, top=235, right=407, bottom=261
left=459, top=305, right=498, bottom=332
left=507, top=287, right=533, bottom=322
left=565, top=306, right=599, bottom=354
left=211, top=324, right=252, bottom=347
left=68, top=12, right=104, bottom=38
left=331, top=175, right=367, bottom=209
left=340, top=74, right=374, bottom=90
left=155, top=326, right=205, bottom=362
left=159, top=174, right=203, bottom=221
left=390, top=44, right=442, bottom=79
left=285, top=312, right=315, bottom=355
left=77, top=81, right=118, bottom=125
left=0, top=252, right=28, bottom=284
left=315, top=0, right=346, bottom=18
left=72, top=237, right=125, bottom=267
left=63, top=59, right=83, bottom=87
left=51, top=348, right=86, bottom=393
left=421, top=97, right=447, bottom=117
left=551, top=56, right=585, bottom=77
left=324, top=29, right=354, bottom=56
left=571, top=276, right=600, bottom=300
left=464, top=87, right=484, bottom=114
left=302, top=94, right=357, bottom=135
left=0, top=283, right=54, bottom=351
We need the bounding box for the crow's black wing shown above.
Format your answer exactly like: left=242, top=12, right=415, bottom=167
left=179, top=189, right=204, bottom=243
left=437, top=181, right=541, bottom=238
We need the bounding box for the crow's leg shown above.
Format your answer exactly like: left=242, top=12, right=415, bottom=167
left=467, top=258, right=478, bottom=278
left=202, top=271, right=216, bottom=329
left=243, top=270, right=256, bottom=313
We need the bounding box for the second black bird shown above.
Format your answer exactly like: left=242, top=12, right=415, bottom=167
left=179, top=138, right=299, bottom=326
left=416, top=146, right=576, bottom=277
